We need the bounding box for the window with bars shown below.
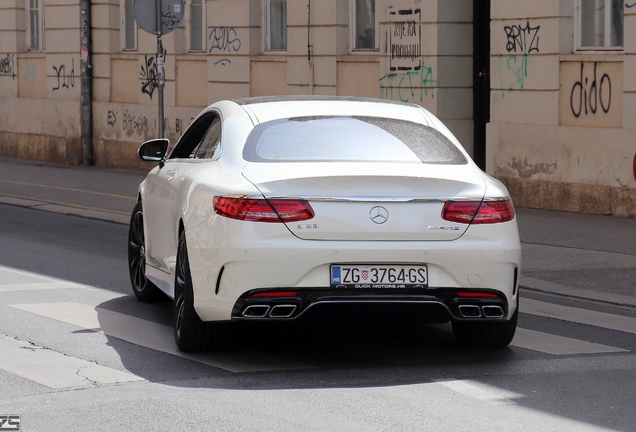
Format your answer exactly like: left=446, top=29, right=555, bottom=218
left=27, top=0, right=44, bottom=50
left=264, top=0, right=287, bottom=51
left=352, top=0, right=376, bottom=50
left=576, top=0, right=624, bottom=49
left=123, top=0, right=136, bottom=50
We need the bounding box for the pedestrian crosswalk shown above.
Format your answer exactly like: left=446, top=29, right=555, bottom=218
left=0, top=269, right=633, bottom=391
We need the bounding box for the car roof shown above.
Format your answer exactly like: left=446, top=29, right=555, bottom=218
left=231, top=95, right=414, bottom=107
left=227, top=96, right=432, bottom=126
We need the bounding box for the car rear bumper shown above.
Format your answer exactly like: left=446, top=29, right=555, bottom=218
left=186, top=218, right=521, bottom=322
left=230, top=287, right=514, bottom=322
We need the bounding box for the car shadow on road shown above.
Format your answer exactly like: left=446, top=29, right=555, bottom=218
left=94, top=295, right=526, bottom=390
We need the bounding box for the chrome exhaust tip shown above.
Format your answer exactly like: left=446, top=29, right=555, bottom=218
left=269, top=305, right=297, bottom=318
left=242, top=305, right=271, bottom=318
left=481, top=305, right=505, bottom=318
left=458, top=305, right=482, bottom=318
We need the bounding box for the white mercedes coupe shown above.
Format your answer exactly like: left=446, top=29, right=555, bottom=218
left=128, top=96, right=521, bottom=352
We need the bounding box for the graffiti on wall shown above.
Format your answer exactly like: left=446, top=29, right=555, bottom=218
left=209, top=28, right=241, bottom=53
left=106, top=108, right=194, bottom=139
left=52, top=59, right=75, bottom=91
left=504, top=21, right=540, bottom=54
left=140, top=54, right=160, bottom=100
left=162, top=5, right=180, bottom=32
left=569, top=62, right=612, bottom=118
left=22, top=60, right=37, bottom=83
left=380, top=8, right=435, bottom=102
left=560, top=61, right=621, bottom=128
left=379, top=65, right=436, bottom=103
left=499, top=21, right=540, bottom=97
left=388, top=9, right=421, bottom=72
left=0, top=54, right=16, bottom=79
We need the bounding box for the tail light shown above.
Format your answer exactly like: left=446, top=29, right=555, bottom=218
left=442, top=199, right=515, bottom=224
left=213, top=196, right=314, bottom=223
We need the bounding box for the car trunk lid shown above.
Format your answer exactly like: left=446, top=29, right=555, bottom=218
left=242, top=162, right=486, bottom=241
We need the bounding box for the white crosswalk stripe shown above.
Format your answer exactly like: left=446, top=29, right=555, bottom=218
left=0, top=282, right=80, bottom=292
left=0, top=334, right=142, bottom=389
left=512, top=328, right=627, bottom=355
left=522, top=297, right=636, bottom=335
left=9, top=302, right=315, bottom=373
left=0, top=294, right=630, bottom=390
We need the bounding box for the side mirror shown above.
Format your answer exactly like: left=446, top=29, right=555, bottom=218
left=138, top=138, right=169, bottom=164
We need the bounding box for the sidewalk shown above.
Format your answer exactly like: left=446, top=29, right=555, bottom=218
left=1, top=156, right=635, bottom=307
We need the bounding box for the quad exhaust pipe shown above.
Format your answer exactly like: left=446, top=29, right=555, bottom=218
left=457, top=304, right=505, bottom=319
left=242, top=305, right=270, bottom=318
left=242, top=304, right=297, bottom=318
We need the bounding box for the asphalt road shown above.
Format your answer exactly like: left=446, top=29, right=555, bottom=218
left=1, top=204, right=636, bottom=431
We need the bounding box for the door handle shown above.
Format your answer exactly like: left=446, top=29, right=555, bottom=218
left=166, top=169, right=177, bottom=179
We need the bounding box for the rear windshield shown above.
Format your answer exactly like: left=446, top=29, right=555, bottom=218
left=242, top=116, right=467, bottom=165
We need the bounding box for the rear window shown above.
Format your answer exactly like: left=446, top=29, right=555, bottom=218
left=242, top=116, right=467, bottom=165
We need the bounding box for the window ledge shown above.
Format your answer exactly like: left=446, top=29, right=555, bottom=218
left=251, top=55, right=287, bottom=62
left=112, top=53, right=139, bottom=59
left=337, top=54, right=380, bottom=62
left=17, top=52, right=46, bottom=58
left=175, top=53, right=208, bottom=61
left=562, top=53, right=624, bottom=62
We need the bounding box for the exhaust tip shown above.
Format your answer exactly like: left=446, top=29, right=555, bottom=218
left=269, top=305, right=297, bottom=318
left=458, top=305, right=482, bottom=318
left=482, top=305, right=505, bottom=318
left=242, top=305, right=271, bottom=318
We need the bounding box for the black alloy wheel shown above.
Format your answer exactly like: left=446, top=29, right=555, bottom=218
left=128, top=201, right=159, bottom=302
left=174, top=231, right=226, bottom=352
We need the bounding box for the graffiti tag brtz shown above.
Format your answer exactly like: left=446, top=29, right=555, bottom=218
left=499, top=21, right=540, bottom=96
left=504, top=21, right=540, bottom=54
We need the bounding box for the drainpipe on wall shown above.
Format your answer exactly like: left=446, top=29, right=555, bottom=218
left=307, top=0, right=313, bottom=95
left=80, top=0, right=93, bottom=166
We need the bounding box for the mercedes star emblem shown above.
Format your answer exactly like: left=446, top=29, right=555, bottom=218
left=369, top=206, right=389, bottom=224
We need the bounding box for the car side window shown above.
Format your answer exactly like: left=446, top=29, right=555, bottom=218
left=169, top=112, right=216, bottom=159
left=194, top=117, right=221, bottom=159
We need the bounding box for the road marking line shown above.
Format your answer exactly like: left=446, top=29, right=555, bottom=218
left=433, top=379, right=518, bottom=405
left=0, top=282, right=80, bottom=292
left=426, top=321, right=626, bottom=356
left=9, top=302, right=314, bottom=373
left=0, top=265, right=93, bottom=290
left=0, top=192, right=129, bottom=215
left=0, top=179, right=136, bottom=200
left=522, top=298, right=636, bottom=335
left=0, top=334, right=142, bottom=389
left=512, top=328, right=627, bottom=355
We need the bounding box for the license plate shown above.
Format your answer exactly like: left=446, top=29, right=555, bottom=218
left=330, top=265, right=428, bottom=288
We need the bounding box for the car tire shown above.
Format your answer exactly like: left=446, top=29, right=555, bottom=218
left=128, top=201, right=160, bottom=302
left=452, top=302, right=518, bottom=349
left=174, top=231, right=226, bottom=352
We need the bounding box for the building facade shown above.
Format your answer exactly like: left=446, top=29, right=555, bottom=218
left=0, top=0, right=634, bottom=216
